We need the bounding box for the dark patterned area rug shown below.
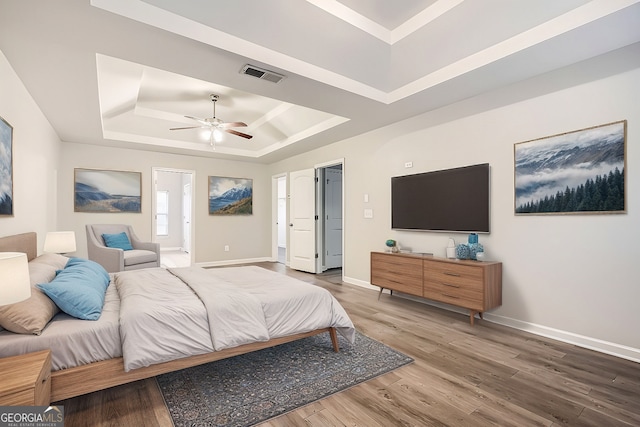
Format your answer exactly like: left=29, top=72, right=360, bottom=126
left=157, top=331, right=413, bottom=427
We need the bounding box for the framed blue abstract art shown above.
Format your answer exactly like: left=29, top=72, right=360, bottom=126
left=0, top=116, right=13, bottom=216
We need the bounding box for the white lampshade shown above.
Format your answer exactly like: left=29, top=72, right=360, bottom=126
left=0, top=252, right=31, bottom=305
left=44, top=231, right=77, bottom=254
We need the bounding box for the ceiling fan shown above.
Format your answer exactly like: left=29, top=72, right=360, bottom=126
left=170, top=94, right=253, bottom=146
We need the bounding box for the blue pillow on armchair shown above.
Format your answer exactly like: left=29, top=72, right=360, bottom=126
left=102, top=232, right=133, bottom=251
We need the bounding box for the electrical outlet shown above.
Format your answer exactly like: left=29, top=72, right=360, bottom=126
left=224, top=245, right=229, bottom=252
left=404, top=161, right=413, bottom=168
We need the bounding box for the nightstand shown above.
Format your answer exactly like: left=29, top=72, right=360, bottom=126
left=0, top=350, right=51, bottom=406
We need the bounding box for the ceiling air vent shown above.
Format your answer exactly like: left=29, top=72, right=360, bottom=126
left=240, top=64, right=285, bottom=84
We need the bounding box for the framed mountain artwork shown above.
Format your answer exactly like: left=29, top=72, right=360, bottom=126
left=208, top=176, right=253, bottom=215
left=514, top=120, right=626, bottom=215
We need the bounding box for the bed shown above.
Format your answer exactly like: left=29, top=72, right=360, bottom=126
left=0, top=232, right=355, bottom=402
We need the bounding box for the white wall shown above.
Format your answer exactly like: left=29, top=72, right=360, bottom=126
left=57, top=143, right=272, bottom=265
left=269, top=59, right=640, bottom=361
left=0, top=50, right=61, bottom=251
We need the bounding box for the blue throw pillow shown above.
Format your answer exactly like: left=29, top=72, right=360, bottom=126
left=102, top=232, right=133, bottom=251
left=37, top=258, right=110, bottom=320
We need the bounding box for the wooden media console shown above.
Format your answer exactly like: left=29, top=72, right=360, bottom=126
left=371, top=252, right=502, bottom=325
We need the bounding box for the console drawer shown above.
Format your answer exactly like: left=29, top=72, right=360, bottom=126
left=371, top=253, right=422, bottom=295
left=424, top=262, right=483, bottom=287
left=423, top=279, right=483, bottom=309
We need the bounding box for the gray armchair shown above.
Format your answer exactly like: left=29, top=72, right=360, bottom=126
left=86, top=224, right=160, bottom=273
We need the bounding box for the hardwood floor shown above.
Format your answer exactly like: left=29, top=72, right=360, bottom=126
left=58, top=262, right=640, bottom=426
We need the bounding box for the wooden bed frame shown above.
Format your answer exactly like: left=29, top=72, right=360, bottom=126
left=0, top=232, right=340, bottom=402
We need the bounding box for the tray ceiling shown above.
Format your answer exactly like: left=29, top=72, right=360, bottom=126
left=0, top=0, right=638, bottom=161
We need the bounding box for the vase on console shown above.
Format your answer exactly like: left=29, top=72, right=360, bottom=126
left=455, top=244, right=470, bottom=260
left=467, top=233, right=483, bottom=260
left=456, top=234, right=485, bottom=260
left=468, top=243, right=484, bottom=260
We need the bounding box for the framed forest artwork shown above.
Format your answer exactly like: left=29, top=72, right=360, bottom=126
left=514, top=120, right=626, bottom=215
left=0, top=116, right=13, bottom=216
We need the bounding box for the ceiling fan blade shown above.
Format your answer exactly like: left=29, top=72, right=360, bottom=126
left=226, top=129, right=253, bottom=139
left=170, top=125, right=208, bottom=131
left=220, top=121, right=247, bottom=129
left=184, top=115, right=209, bottom=126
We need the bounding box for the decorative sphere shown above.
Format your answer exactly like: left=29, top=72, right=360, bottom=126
left=385, top=239, right=396, bottom=248
left=455, top=244, right=470, bottom=260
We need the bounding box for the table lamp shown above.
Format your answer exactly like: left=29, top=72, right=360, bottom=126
left=44, top=231, right=76, bottom=254
left=0, top=252, right=31, bottom=305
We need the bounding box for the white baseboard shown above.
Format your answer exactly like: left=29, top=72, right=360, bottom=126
left=485, top=313, right=640, bottom=363
left=342, top=275, right=640, bottom=363
left=342, top=275, right=376, bottom=290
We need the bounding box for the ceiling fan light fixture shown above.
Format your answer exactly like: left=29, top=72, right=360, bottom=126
left=213, top=128, right=223, bottom=142
left=169, top=94, right=253, bottom=141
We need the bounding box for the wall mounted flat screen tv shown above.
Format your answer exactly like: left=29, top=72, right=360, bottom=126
left=391, top=163, right=490, bottom=233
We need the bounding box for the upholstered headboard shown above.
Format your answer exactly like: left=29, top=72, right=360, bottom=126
left=0, top=232, right=37, bottom=261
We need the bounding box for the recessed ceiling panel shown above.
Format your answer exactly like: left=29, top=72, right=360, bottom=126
left=337, top=0, right=438, bottom=30
left=97, top=54, right=349, bottom=157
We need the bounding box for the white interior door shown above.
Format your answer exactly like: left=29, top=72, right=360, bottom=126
left=289, top=168, right=316, bottom=273
left=324, top=167, right=342, bottom=269
left=183, top=182, right=191, bottom=253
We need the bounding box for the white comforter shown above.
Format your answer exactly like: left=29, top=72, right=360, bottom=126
left=114, top=266, right=355, bottom=371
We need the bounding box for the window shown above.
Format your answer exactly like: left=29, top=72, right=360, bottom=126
left=156, top=190, right=169, bottom=236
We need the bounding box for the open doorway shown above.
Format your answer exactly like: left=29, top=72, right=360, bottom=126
left=272, top=174, right=287, bottom=264
left=318, top=164, right=343, bottom=272
left=153, top=168, right=195, bottom=268
left=283, top=159, right=344, bottom=275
